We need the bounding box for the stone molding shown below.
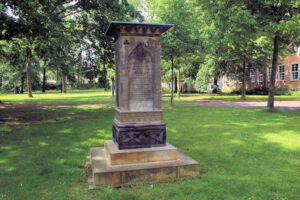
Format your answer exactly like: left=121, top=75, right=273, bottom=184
left=115, top=109, right=163, bottom=123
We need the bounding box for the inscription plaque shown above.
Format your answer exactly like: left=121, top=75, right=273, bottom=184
left=129, top=43, right=153, bottom=111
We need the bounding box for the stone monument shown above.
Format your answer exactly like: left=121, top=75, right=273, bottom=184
left=86, top=22, right=200, bottom=187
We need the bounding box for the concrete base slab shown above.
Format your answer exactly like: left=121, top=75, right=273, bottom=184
left=86, top=142, right=200, bottom=187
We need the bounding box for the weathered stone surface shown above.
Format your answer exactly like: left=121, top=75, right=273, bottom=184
left=113, top=120, right=166, bottom=149
left=104, top=140, right=178, bottom=165
left=86, top=22, right=200, bottom=188
left=114, top=36, right=162, bottom=112
left=114, top=108, right=163, bottom=123
left=107, top=22, right=173, bottom=149
left=88, top=147, right=200, bottom=187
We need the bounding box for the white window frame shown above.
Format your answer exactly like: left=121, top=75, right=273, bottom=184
left=267, top=67, right=272, bottom=82
left=257, top=71, right=263, bottom=83
left=250, top=71, right=255, bottom=83
left=278, top=65, right=285, bottom=81
left=290, top=63, right=299, bottom=81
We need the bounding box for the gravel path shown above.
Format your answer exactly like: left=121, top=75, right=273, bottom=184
left=1, top=100, right=299, bottom=112
left=175, top=100, right=300, bottom=112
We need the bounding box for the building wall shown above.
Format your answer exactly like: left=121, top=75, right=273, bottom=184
left=235, top=46, right=300, bottom=90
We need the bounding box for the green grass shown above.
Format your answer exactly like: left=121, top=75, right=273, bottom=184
left=2, top=89, right=299, bottom=105
left=1, top=106, right=300, bottom=200
left=0, top=89, right=115, bottom=105
left=167, top=90, right=300, bottom=101
left=0, top=88, right=196, bottom=105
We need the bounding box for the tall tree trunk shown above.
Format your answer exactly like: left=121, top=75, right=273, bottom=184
left=212, top=77, right=218, bottom=94
left=26, top=47, right=33, bottom=98
left=171, top=57, right=174, bottom=105
left=263, top=70, right=266, bottom=88
left=174, top=76, right=177, bottom=93
left=267, top=35, right=279, bottom=111
left=42, top=68, right=46, bottom=93
left=61, top=71, right=66, bottom=93
left=241, top=60, right=246, bottom=100
left=56, top=68, right=59, bottom=91
left=213, top=78, right=218, bottom=86
left=14, top=86, right=19, bottom=94
left=103, top=64, right=108, bottom=91
left=111, top=76, right=115, bottom=97
left=177, top=61, right=181, bottom=98
left=20, top=73, right=25, bottom=94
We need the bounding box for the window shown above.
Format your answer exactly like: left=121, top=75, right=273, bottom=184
left=267, top=68, right=272, bottom=82
left=290, top=63, right=299, bottom=81
left=292, top=45, right=298, bottom=54
left=278, top=65, right=285, bottom=81
left=257, top=71, right=263, bottom=82
left=250, top=72, right=255, bottom=83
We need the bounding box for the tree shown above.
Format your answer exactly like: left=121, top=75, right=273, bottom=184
left=195, top=0, right=271, bottom=98
left=146, top=0, right=198, bottom=104
left=245, top=1, right=300, bottom=110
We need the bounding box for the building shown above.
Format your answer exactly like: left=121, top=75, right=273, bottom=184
left=220, top=46, right=300, bottom=90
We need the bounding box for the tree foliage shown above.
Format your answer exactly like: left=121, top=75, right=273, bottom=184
left=0, top=0, right=142, bottom=95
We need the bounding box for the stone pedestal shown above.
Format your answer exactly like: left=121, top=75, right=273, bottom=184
left=109, top=22, right=170, bottom=149
left=87, top=22, right=200, bottom=187
left=86, top=140, right=200, bottom=187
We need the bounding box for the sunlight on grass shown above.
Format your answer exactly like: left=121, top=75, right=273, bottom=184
left=262, top=132, right=300, bottom=150
left=38, top=141, right=48, bottom=146
left=228, top=139, right=243, bottom=145
left=168, top=90, right=300, bottom=101
left=0, top=88, right=115, bottom=105
left=0, top=106, right=300, bottom=199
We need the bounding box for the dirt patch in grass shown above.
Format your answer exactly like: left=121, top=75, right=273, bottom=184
left=0, top=103, right=114, bottom=109
left=0, top=107, right=107, bottom=125
left=0, top=115, right=56, bottom=123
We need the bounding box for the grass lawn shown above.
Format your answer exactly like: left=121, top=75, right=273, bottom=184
left=167, top=90, right=300, bottom=101
left=1, top=106, right=300, bottom=199
left=0, top=88, right=196, bottom=105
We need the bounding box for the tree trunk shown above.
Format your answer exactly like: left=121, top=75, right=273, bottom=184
left=42, top=68, right=46, bottom=93
left=111, top=76, right=115, bottom=97
left=213, top=78, right=218, bottom=86
left=267, top=35, right=279, bottom=111
left=263, top=71, right=266, bottom=88
left=177, top=62, right=181, bottom=98
left=56, top=68, right=59, bottom=91
left=212, top=77, right=218, bottom=94
left=61, top=71, right=66, bottom=93
left=241, top=60, right=246, bottom=100
left=20, top=74, right=25, bottom=94
left=103, top=65, right=108, bottom=91
left=26, top=47, right=33, bottom=98
left=174, top=76, right=177, bottom=93
left=171, top=57, right=174, bottom=105
left=14, top=86, right=19, bottom=94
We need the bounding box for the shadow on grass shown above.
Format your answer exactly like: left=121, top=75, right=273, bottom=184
left=1, top=95, right=115, bottom=105
left=0, top=106, right=300, bottom=199
left=0, top=107, right=114, bottom=199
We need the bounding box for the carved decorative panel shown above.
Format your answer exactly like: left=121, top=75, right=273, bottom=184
left=113, top=121, right=166, bottom=149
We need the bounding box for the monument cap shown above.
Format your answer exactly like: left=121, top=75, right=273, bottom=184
left=105, top=21, right=174, bottom=38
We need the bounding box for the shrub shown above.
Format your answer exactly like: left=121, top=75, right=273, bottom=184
left=210, top=85, right=222, bottom=94
left=231, top=86, right=292, bottom=96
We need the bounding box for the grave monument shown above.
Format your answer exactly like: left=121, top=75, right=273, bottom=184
left=87, top=22, right=200, bottom=187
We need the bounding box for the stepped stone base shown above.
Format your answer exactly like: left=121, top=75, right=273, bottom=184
left=86, top=140, right=200, bottom=187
